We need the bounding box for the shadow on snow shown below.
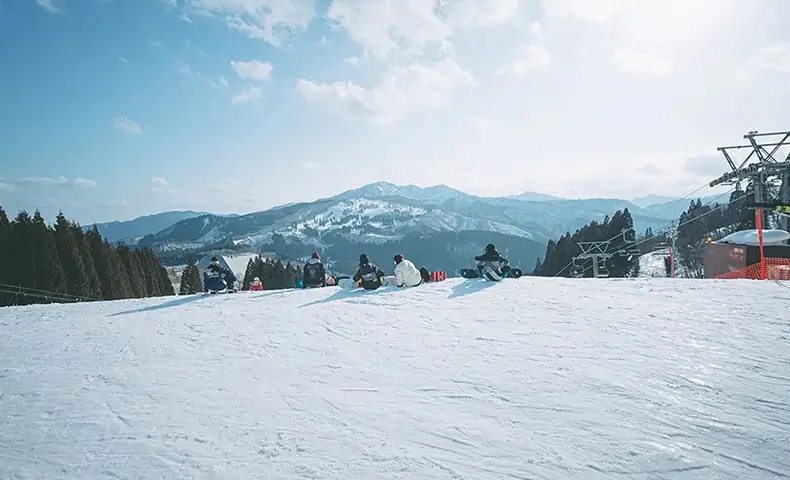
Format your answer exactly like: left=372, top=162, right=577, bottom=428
left=109, top=293, right=214, bottom=316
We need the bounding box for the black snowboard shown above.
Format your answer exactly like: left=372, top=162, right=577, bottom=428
left=459, top=268, right=522, bottom=279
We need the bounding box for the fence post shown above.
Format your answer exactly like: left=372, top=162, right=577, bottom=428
left=757, top=208, right=767, bottom=280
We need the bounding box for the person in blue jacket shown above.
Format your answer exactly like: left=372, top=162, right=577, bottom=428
left=203, top=256, right=237, bottom=293
left=474, top=244, right=511, bottom=281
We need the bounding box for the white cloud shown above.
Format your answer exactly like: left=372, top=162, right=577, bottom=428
left=72, top=177, right=98, bottom=188
left=737, top=42, right=790, bottom=82
left=296, top=57, right=476, bottom=124
left=151, top=177, right=176, bottom=195
left=12, top=176, right=97, bottom=188
left=220, top=76, right=229, bottom=87
left=112, top=117, right=143, bottom=135
left=511, top=44, right=551, bottom=74
left=0, top=180, right=16, bottom=191
left=541, top=0, right=739, bottom=51
left=610, top=49, right=671, bottom=75
left=541, top=0, right=616, bottom=23
left=36, top=0, right=62, bottom=14
left=230, top=59, right=273, bottom=81
left=177, top=0, right=315, bottom=46
left=151, top=176, right=170, bottom=187
left=326, top=0, right=520, bottom=60
left=231, top=85, right=262, bottom=104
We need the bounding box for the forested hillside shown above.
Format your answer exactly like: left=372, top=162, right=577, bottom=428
left=0, top=206, right=174, bottom=307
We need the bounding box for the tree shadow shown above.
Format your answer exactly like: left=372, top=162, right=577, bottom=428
left=110, top=293, right=213, bottom=316
left=448, top=279, right=497, bottom=298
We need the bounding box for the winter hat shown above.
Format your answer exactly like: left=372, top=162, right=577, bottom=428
left=393, top=254, right=403, bottom=264
left=253, top=277, right=260, bottom=282
left=359, top=253, right=369, bottom=264
left=312, top=252, right=321, bottom=260
left=210, top=256, right=219, bottom=263
left=485, top=244, right=496, bottom=253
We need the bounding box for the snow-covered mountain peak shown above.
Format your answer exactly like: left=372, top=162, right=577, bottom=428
left=332, top=181, right=470, bottom=203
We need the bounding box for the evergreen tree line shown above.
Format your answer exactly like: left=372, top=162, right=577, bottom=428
left=533, top=209, right=640, bottom=278
left=241, top=256, right=300, bottom=291
left=670, top=183, right=762, bottom=278
left=0, top=206, right=175, bottom=307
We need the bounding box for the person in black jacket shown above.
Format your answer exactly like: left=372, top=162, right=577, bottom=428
left=474, top=243, right=511, bottom=281
left=302, top=251, right=327, bottom=288
left=352, top=254, right=385, bottom=290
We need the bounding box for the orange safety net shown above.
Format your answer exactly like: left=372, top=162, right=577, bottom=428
left=714, top=257, right=790, bottom=280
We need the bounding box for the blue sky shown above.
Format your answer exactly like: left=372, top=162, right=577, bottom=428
left=1, top=0, right=789, bottom=224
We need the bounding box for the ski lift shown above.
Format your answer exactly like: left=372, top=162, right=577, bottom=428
left=597, top=260, right=610, bottom=278
left=570, top=257, right=585, bottom=277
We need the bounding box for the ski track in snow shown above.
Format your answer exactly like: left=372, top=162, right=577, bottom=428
left=1, top=278, right=789, bottom=479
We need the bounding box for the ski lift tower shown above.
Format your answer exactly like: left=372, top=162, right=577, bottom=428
left=575, top=241, right=613, bottom=278
left=709, top=130, right=790, bottom=231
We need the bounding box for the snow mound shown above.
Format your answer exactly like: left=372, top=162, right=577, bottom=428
left=2, top=278, right=789, bottom=478
left=639, top=249, right=669, bottom=278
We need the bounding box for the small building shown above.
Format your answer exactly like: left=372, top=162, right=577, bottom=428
left=704, top=229, right=790, bottom=279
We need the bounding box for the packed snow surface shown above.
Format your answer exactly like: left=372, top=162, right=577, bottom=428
left=1, top=278, right=789, bottom=479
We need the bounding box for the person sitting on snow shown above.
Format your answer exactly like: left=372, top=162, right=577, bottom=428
left=353, top=254, right=385, bottom=290
left=203, top=256, right=237, bottom=293
left=248, top=276, right=263, bottom=291
left=393, top=254, right=425, bottom=287
left=474, top=243, right=511, bottom=281
left=302, top=251, right=327, bottom=288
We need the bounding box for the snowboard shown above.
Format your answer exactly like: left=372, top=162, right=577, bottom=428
left=459, top=267, right=523, bottom=280
left=205, top=288, right=237, bottom=294
left=336, top=275, right=393, bottom=290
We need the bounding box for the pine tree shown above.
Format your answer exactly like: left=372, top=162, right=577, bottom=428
left=72, top=223, right=102, bottom=298
left=179, top=256, right=203, bottom=294
left=53, top=212, right=91, bottom=299
left=86, top=225, right=122, bottom=299
left=0, top=206, right=12, bottom=306
left=9, top=211, right=39, bottom=305
left=155, top=263, right=175, bottom=296
left=116, top=244, right=146, bottom=297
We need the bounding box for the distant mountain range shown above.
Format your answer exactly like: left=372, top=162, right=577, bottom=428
left=82, top=182, right=725, bottom=275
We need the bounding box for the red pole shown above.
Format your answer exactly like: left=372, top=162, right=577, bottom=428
left=757, top=208, right=767, bottom=280
left=669, top=248, right=674, bottom=278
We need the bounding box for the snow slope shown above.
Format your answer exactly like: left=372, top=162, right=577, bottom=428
left=1, top=278, right=789, bottom=478
left=639, top=249, right=670, bottom=278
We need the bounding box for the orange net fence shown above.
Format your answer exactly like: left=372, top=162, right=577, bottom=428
left=713, top=257, right=790, bottom=280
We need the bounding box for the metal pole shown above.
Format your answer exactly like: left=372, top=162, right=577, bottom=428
left=592, top=256, right=599, bottom=278
left=782, top=170, right=790, bottom=232
left=669, top=224, right=677, bottom=278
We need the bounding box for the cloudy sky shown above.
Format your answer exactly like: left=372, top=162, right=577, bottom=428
left=1, top=0, right=789, bottom=224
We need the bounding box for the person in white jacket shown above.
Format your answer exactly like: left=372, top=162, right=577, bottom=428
left=393, top=254, right=424, bottom=287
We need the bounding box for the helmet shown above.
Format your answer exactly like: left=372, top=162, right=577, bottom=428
left=393, top=254, right=403, bottom=264
left=485, top=243, right=496, bottom=252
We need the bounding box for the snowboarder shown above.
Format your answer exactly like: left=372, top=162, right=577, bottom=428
left=203, top=256, right=237, bottom=293
left=352, top=254, right=385, bottom=290
left=393, top=254, right=424, bottom=287
left=302, top=252, right=327, bottom=288
left=249, top=276, right=263, bottom=291
left=474, top=243, right=511, bottom=281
